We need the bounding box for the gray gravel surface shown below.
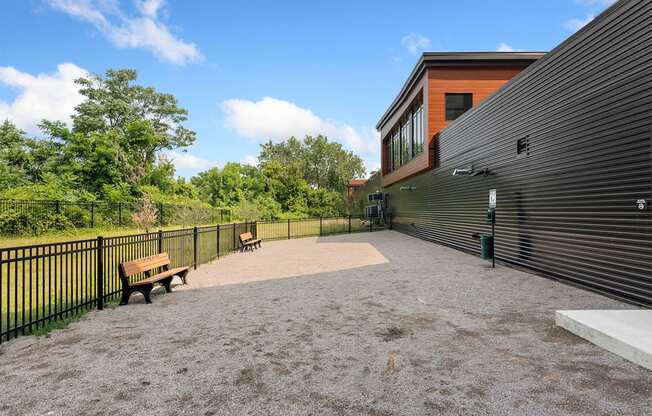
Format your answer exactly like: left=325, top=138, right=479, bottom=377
left=0, top=231, right=650, bottom=416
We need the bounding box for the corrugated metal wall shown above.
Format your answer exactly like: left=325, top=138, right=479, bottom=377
left=385, top=0, right=652, bottom=306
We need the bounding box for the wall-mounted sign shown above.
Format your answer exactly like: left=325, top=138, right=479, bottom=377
left=636, top=199, right=647, bottom=211
left=489, top=189, right=497, bottom=208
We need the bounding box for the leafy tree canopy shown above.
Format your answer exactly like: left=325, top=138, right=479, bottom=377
left=0, top=69, right=368, bottom=223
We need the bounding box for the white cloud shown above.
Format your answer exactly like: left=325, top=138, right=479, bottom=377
left=0, top=63, right=87, bottom=133
left=136, top=0, right=165, bottom=18
left=564, top=0, right=616, bottom=32
left=401, top=33, right=431, bottom=55
left=163, top=151, right=221, bottom=172
left=221, top=97, right=379, bottom=156
left=564, top=14, right=595, bottom=31
left=241, top=154, right=258, bottom=166
left=496, top=42, right=524, bottom=52
left=46, top=0, right=201, bottom=65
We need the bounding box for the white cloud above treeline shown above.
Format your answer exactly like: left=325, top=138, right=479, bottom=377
left=221, top=96, right=380, bottom=156
left=0, top=63, right=87, bottom=133
left=46, top=0, right=202, bottom=65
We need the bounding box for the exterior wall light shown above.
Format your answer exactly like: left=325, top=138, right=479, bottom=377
left=452, top=166, right=474, bottom=176
left=452, top=166, right=491, bottom=176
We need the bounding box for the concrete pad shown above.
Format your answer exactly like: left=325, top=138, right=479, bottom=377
left=556, top=309, right=652, bottom=371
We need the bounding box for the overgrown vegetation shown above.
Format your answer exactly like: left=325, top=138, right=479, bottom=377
left=0, top=68, right=366, bottom=235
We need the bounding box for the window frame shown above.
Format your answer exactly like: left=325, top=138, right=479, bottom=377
left=384, top=95, right=425, bottom=173
left=445, top=93, right=473, bottom=121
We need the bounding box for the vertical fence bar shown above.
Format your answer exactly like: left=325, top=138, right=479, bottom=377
left=216, top=224, right=220, bottom=258
left=193, top=226, right=198, bottom=270
left=287, top=219, right=291, bottom=240
left=232, top=223, right=236, bottom=251
left=319, top=216, right=323, bottom=236
left=348, top=215, right=352, bottom=233
left=158, top=230, right=163, bottom=254
left=96, top=236, right=104, bottom=310
left=118, top=203, right=123, bottom=227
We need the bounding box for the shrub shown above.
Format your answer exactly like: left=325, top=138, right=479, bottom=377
left=0, top=208, right=75, bottom=235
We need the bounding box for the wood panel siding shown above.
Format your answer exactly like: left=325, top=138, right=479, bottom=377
left=381, top=64, right=532, bottom=187
left=427, top=66, right=528, bottom=166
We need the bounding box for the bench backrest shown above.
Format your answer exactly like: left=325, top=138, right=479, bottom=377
left=239, top=232, right=253, bottom=242
left=120, top=253, right=171, bottom=278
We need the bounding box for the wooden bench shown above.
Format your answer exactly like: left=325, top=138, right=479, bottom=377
left=118, top=253, right=189, bottom=305
left=239, top=232, right=261, bottom=252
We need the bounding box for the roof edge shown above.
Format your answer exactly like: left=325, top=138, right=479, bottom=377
left=375, top=52, right=546, bottom=130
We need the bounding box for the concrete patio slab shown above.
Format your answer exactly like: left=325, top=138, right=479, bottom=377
left=556, top=310, right=652, bottom=371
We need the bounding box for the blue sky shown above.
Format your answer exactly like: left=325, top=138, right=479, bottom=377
left=0, top=0, right=615, bottom=177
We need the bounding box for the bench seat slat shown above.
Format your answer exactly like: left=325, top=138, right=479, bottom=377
left=122, top=253, right=171, bottom=277
left=131, top=266, right=189, bottom=286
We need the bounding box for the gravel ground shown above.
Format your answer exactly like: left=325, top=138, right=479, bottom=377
left=0, top=231, right=650, bottom=416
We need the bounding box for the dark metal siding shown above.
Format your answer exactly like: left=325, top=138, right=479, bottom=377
left=384, top=0, right=652, bottom=306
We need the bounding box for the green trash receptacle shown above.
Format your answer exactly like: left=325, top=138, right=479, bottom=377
left=480, top=234, right=494, bottom=260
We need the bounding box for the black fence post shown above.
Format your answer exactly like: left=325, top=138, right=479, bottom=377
left=252, top=221, right=257, bottom=239
left=319, top=216, right=323, bottom=236
left=369, top=218, right=373, bottom=233
left=118, top=203, right=122, bottom=227
left=287, top=219, right=291, bottom=240
left=216, top=224, right=220, bottom=258
left=96, top=236, right=104, bottom=310
left=193, top=226, right=198, bottom=270
left=90, top=202, right=95, bottom=228
left=158, top=229, right=163, bottom=253
left=348, top=215, right=352, bottom=233
left=158, top=203, right=164, bottom=226
left=56, top=200, right=61, bottom=214
left=232, top=223, right=236, bottom=251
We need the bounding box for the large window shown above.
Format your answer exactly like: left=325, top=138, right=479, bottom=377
left=445, top=93, right=473, bottom=121
left=400, top=118, right=410, bottom=164
left=385, top=101, right=424, bottom=173
left=412, top=104, right=424, bottom=155
left=391, top=130, right=400, bottom=171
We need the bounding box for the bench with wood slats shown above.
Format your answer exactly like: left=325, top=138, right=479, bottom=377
left=118, top=253, right=189, bottom=305
left=239, top=232, right=261, bottom=252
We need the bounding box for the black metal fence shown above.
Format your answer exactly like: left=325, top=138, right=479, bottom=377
left=0, top=216, right=389, bottom=343
left=0, top=221, right=255, bottom=343
left=0, top=199, right=232, bottom=235
left=255, top=216, right=389, bottom=241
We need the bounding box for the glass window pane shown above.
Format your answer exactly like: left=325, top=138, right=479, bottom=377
left=445, top=93, right=473, bottom=121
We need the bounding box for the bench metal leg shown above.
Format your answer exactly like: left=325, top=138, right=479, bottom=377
left=139, top=285, right=154, bottom=304
left=119, top=288, right=132, bottom=306
left=163, top=277, right=173, bottom=293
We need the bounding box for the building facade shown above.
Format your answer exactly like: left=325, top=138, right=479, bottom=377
left=375, top=0, right=652, bottom=307
left=377, top=53, right=544, bottom=187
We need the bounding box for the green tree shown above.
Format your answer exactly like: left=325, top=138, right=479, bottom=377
left=39, top=69, right=196, bottom=197
left=258, top=135, right=365, bottom=193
